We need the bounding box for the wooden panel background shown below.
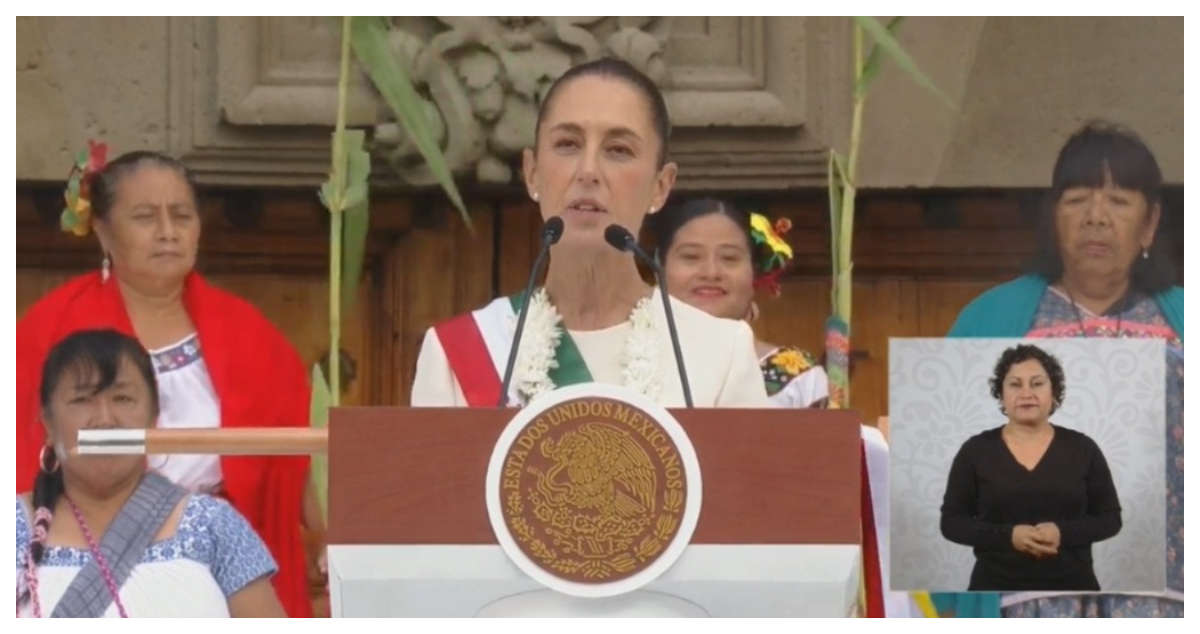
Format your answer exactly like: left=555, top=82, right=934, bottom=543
left=16, top=185, right=1184, bottom=424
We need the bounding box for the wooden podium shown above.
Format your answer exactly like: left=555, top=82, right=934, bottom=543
left=326, top=407, right=863, bottom=617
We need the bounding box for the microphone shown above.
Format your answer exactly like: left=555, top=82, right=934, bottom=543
left=603, top=224, right=695, bottom=408
left=497, top=216, right=565, bottom=407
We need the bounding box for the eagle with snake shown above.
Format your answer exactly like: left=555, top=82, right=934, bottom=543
left=533, top=422, right=658, bottom=558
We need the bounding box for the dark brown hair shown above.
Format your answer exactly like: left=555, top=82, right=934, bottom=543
left=989, top=344, right=1066, bottom=416
left=535, top=58, right=671, bottom=167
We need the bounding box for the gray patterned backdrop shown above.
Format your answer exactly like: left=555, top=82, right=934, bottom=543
left=888, top=338, right=1165, bottom=592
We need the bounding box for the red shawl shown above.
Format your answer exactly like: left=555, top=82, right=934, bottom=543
left=16, top=271, right=313, bottom=618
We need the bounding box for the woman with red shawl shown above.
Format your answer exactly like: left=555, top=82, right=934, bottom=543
left=16, top=146, right=316, bottom=617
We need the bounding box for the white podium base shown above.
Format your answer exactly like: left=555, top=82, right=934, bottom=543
left=477, top=589, right=709, bottom=617
left=329, top=544, right=860, bottom=617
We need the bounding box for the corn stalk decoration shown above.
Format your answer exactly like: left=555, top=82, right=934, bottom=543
left=825, top=17, right=954, bottom=410
left=309, top=17, right=468, bottom=518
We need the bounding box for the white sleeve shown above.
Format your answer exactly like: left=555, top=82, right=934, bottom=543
left=409, top=328, right=468, bottom=407
left=714, top=321, right=771, bottom=408
left=769, top=365, right=830, bottom=408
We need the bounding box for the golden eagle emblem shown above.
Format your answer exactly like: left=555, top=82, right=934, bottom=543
left=499, top=398, right=687, bottom=583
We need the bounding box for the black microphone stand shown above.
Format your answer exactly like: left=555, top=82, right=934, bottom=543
left=604, top=224, right=695, bottom=408
left=497, top=217, right=564, bottom=407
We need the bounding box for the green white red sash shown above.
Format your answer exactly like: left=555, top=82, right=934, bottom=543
left=432, top=292, right=593, bottom=407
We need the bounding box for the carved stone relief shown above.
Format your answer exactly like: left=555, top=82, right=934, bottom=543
left=169, top=16, right=849, bottom=190
left=371, top=17, right=672, bottom=185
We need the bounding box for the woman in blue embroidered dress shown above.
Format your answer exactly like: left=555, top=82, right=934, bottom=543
left=939, top=121, right=1183, bottom=617
left=16, top=330, right=283, bottom=618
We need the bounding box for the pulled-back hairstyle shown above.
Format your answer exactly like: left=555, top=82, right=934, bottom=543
left=648, top=197, right=753, bottom=261
left=89, top=150, right=196, bottom=221
left=534, top=58, right=671, bottom=167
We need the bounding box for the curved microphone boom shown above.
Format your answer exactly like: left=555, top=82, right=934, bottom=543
left=603, top=224, right=695, bottom=408
left=497, top=216, right=565, bottom=406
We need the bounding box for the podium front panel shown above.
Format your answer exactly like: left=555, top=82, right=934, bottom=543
left=329, top=407, right=861, bottom=546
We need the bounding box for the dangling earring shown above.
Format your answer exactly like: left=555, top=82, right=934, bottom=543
left=745, top=300, right=761, bottom=323
left=39, top=445, right=59, bottom=473
left=101, top=253, right=111, bottom=283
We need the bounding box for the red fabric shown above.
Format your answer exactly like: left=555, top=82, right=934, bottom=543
left=434, top=312, right=502, bottom=408
left=16, top=271, right=313, bottom=618
left=859, top=440, right=884, bottom=618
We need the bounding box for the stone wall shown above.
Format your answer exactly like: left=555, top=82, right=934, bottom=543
left=16, top=16, right=1183, bottom=189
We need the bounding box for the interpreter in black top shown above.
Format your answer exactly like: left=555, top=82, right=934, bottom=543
left=940, top=344, right=1121, bottom=591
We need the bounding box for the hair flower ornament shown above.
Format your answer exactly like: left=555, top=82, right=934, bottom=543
left=749, top=212, right=795, bottom=297
left=60, top=140, right=108, bottom=237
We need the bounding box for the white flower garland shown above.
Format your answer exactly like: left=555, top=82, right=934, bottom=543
left=511, top=288, right=662, bottom=405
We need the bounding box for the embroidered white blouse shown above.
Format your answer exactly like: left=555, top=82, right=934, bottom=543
left=146, top=334, right=223, bottom=493
left=15, top=495, right=275, bottom=617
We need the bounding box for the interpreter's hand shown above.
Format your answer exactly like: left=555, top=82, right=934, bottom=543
left=1033, top=522, right=1061, bottom=553
left=1012, top=524, right=1058, bottom=558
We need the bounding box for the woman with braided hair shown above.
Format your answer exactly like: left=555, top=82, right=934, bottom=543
left=16, top=147, right=317, bottom=616
left=17, top=330, right=283, bottom=618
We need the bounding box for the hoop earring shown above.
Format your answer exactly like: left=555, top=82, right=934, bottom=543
left=39, top=445, right=60, bottom=473
left=101, top=253, right=111, bottom=283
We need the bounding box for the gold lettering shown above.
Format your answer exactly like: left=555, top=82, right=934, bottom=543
left=659, top=447, right=680, bottom=471
left=649, top=430, right=667, bottom=449
left=613, top=404, right=632, bottom=425
left=602, top=401, right=613, bottom=417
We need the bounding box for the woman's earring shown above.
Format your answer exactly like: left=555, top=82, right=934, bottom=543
left=101, top=253, right=111, bottom=283
left=745, top=300, right=760, bottom=323
left=1142, top=247, right=1150, bottom=260
left=648, top=206, right=656, bottom=214
left=531, top=192, right=539, bottom=202
left=39, top=444, right=59, bottom=473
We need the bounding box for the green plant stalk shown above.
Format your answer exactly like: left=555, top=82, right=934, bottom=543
left=327, top=16, right=353, bottom=406
left=834, top=27, right=866, bottom=328
left=839, top=23, right=865, bottom=325
left=828, top=21, right=867, bottom=409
